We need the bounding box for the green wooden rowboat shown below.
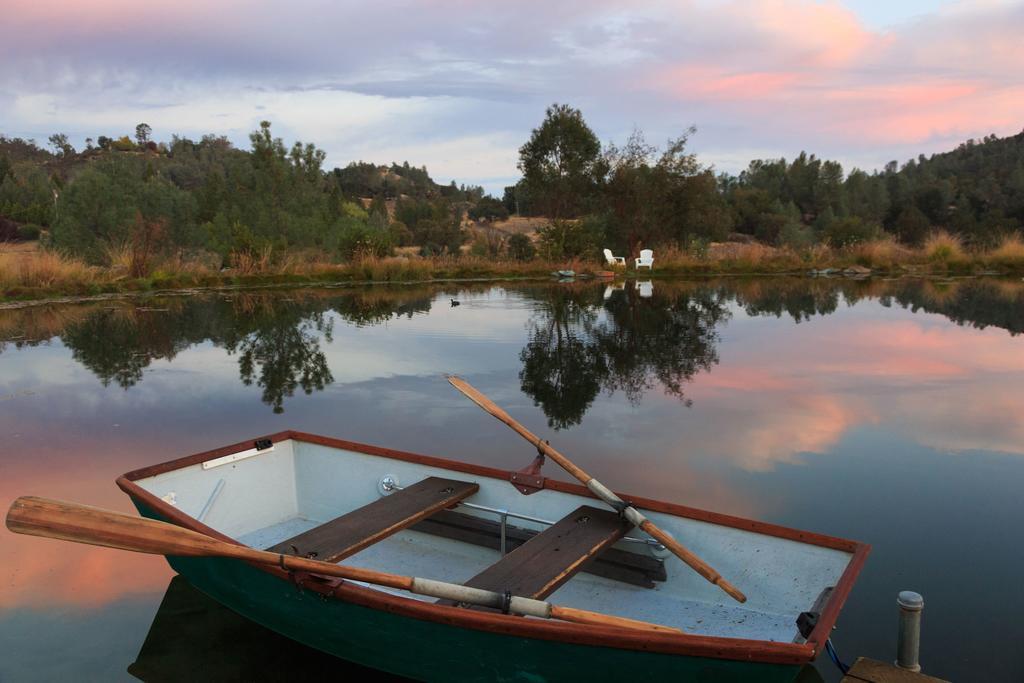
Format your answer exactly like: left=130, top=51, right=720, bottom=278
left=117, top=430, right=868, bottom=682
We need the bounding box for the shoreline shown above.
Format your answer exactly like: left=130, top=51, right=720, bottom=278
left=0, top=267, right=1019, bottom=311
left=3, top=237, right=1024, bottom=305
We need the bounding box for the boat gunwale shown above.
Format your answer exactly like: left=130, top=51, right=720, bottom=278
left=117, top=429, right=870, bottom=665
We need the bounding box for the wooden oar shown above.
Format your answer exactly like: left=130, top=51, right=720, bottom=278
left=447, top=375, right=747, bottom=604
left=6, top=496, right=682, bottom=635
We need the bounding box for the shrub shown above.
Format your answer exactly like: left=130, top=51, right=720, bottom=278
left=986, top=233, right=1024, bottom=268
left=823, top=217, right=881, bottom=247
left=754, top=212, right=788, bottom=245
left=335, top=220, right=393, bottom=260
left=849, top=238, right=911, bottom=269
left=923, top=231, right=966, bottom=264
left=469, top=232, right=504, bottom=258
left=537, top=217, right=603, bottom=260
left=17, top=223, right=41, bottom=241
left=0, top=215, right=18, bottom=242
left=778, top=221, right=815, bottom=249
left=507, top=233, right=536, bottom=261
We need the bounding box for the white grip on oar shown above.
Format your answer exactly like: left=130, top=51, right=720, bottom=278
left=585, top=479, right=649, bottom=527
left=585, top=479, right=622, bottom=505
left=411, top=578, right=552, bottom=618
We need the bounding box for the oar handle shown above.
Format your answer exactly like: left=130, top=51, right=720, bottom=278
left=640, top=521, right=747, bottom=603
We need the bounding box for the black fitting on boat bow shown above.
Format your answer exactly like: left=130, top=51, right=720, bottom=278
left=501, top=590, right=513, bottom=615
left=796, top=611, right=819, bottom=640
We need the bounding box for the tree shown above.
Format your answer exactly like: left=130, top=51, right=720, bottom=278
left=894, top=206, right=931, bottom=245
left=536, top=217, right=604, bottom=260
left=135, top=123, right=152, bottom=147
left=600, top=127, right=707, bottom=253
left=47, top=133, right=75, bottom=157
left=467, top=196, right=509, bottom=222
left=518, top=104, right=602, bottom=219
left=507, top=233, right=535, bottom=261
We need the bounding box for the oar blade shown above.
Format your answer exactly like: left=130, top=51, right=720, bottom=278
left=6, top=496, right=233, bottom=558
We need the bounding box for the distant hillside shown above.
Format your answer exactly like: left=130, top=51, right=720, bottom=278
left=0, top=123, right=494, bottom=259
left=893, top=130, right=1024, bottom=231
left=333, top=161, right=484, bottom=202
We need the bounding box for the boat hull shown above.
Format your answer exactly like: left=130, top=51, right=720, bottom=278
left=133, top=501, right=799, bottom=683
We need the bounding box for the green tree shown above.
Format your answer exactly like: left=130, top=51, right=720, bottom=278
left=894, top=206, right=931, bottom=245
left=518, top=104, right=602, bottom=219
left=135, top=123, right=152, bottom=146
left=50, top=159, right=195, bottom=262
left=468, top=196, right=509, bottom=222
left=536, top=217, right=604, bottom=260
left=507, top=233, right=535, bottom=261
left=47, top=133, right=75, bottom=157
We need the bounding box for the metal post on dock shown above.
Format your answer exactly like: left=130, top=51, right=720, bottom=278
left=895, top=590, right=924, bottom=672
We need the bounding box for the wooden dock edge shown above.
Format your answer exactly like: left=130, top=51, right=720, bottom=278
left=841, top=658, right=950, bottom=683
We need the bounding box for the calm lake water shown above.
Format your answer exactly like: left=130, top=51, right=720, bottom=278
left=1, top=276, right=1023, bottom=682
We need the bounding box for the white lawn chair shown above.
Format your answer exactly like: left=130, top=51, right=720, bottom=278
left=603, top=248, right=626, bottom=267
left=635, top=249, right=654, bottom=269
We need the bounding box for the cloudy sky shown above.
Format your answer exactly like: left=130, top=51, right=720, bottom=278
left=2, top=0, right=1023, bottom=193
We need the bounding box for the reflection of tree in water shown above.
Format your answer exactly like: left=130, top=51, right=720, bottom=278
left=11, top=277, right=1024, bottom=417
left=519, top=284, right=729, bottom=429
left=52, top=288, right=436, bottom=412
left=62, top=306, right=210, bottom=388
left=724, top=277, right=1024, bottom=335
left=519, top=289, right=605, bottom=429
left=730, top=280, right=844, bottom=322
left=882, top=279, right=1024, bottom=335
left=223, top=299, right=335, bottom=414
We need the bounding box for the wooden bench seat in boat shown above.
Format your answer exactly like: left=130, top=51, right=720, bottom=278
left=411, top=509, right=666, bottom=588
left=439, top=505, right=632, bottom=607
left=266, top=477, right=478, bottom=563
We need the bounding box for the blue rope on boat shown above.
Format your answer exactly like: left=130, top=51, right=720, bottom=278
left=825, top=638, right=850, bottom=674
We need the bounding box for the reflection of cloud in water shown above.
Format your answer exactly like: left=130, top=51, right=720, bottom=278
left=671, top=311, right=1024, bottom=471
left=0, top=454, right=172, bottom=610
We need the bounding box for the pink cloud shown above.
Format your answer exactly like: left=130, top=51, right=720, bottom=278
left=651, top=66, right=803, bottom=101
left=645, top=1, right=1024, bottom=148
left=721, top=0, right=876, bottom=68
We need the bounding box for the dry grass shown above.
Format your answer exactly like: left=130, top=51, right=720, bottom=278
left=230, top=246, right=275, bottom=275
left=923, top=231, right=967, bottom=265
left=103, top=242, right=133, bottom=270
left=985, top=234, right=1024, bottom=268
left=0, top=251, right=98, bottom=289
left=847, top=237, right=916, bottom=269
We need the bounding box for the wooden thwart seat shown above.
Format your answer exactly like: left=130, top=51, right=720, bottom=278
left=439, top=505, right=632, bottom=607
left=267, top=477, right=478, bottom=563
left=411, top=509, right=665, bottom=587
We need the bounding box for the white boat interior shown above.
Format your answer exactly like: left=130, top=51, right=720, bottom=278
left=133, top=438, right=853, bottom=643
